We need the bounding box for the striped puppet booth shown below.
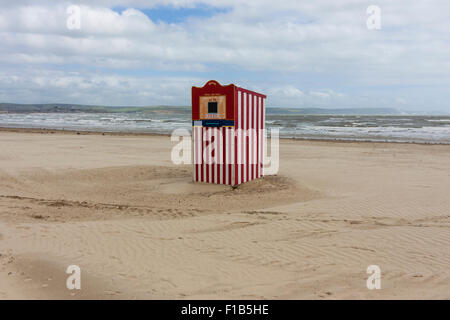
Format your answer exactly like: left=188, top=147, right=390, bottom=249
left=192, top=80, right=266, bottom=186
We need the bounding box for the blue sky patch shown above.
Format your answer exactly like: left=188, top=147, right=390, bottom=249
left=112, top=4, right=230, bottom=24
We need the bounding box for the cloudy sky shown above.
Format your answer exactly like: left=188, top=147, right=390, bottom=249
left=1, top=0, right=449, bottom=111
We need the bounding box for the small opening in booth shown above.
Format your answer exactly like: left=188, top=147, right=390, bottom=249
left=208, top=101, right=218, bottom=114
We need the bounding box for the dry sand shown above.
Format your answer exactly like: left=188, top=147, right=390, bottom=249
left=0, top=129, right=449, bottom=299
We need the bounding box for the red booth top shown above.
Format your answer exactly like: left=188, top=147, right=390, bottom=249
left=192, top=80, right=266, bottom=121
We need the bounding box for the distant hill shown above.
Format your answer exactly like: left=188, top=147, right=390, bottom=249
left=0, top=103, right=400, bottom=115
left=0, top=103, right=191, bottom=114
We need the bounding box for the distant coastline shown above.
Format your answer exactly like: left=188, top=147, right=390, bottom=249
left=3, top=102, right=448, bottom=116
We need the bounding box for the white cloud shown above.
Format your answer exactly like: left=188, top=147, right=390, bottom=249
left=309, top=90, right=345, bottom=99
left=310, top=91, right=330, bottom=98
left=0, top=1, right=449, bottom=109
left=0, top=68, right=200, bottom=106
left=269, top=85, right=304, bottom=98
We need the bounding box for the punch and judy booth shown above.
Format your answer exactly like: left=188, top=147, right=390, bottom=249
left=192, top=80, right=266, bottom=186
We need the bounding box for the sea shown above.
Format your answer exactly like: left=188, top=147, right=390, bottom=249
left=0, top=112, right=449, bottom=144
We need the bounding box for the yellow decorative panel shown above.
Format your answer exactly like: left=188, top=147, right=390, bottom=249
left=199, top=95, right=226, bottom=120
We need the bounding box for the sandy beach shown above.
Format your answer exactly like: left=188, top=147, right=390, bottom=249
left=0, top=129, right=449, bottom=299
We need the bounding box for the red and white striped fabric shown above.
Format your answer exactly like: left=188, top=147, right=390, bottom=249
left=192, top=82, right=265, bottom=186
left=234, top=88, right=265, bottom=185
left=193, top=126, right=236, bottom=185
